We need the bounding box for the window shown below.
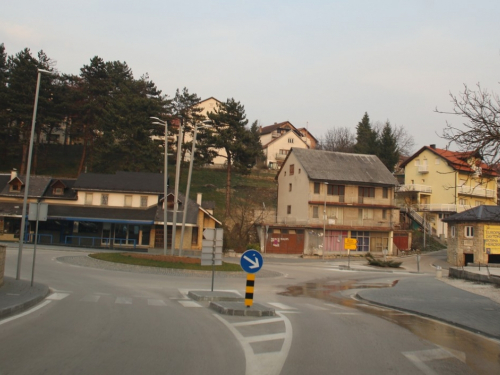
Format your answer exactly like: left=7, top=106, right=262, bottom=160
left=415, top=159, right=420, bottom=166
left=140, top=196, right=148, bottom=207
left=191, top=227, right=199, bottom=245
left=101, top=194, right=109, bottom=206
left=475, top=200, right=482, bottom=207
left=10, top=183, right=21, bottom=192
left=464, top=226, right=474, bottom=238
left=124, top=195, right=132, bottom=207
left=382, top=209, right=387, bottom=219
left=435, top=158, right=440, bottom=165
left=312, top=206, right=319, bottom=218
left=359, top=209, right=374, bottom=219
left=279, top=149, right=289, bottom=155
left=289, top=164, right=294, bottom=175
left=53, top=187, right=64, bottom=196
left=327, top=185, right=345, bottom=196
left=451, top=226, right=456, bottom=238
left=289, top=183, right=292, bottom=192
left=383, top=187, right=388, bottom=199
left=459, top=198, right=468, bottom=206
left=358, top=186, right=375, bottom=197
left=288, top=138, right=294, bottom=143
left=351, top=231, right=370, bottom=252
left=287, top=205, right=291, bottom=215
left=85, top=193, right=93, bottom=205
left=314, top=182, right=320, bottom=194
left=298, top=168, right=301, bottom=174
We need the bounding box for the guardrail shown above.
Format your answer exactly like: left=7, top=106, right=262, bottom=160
left=64, top=236, right=136, bottom=249
left=26, top=233, right=53, bottom=244
left=396, top=184, right=432, bottom=193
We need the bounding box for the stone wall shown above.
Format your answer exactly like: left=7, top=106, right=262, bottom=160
left=447, top=222, right=488, bottom=266
left=449, top=267, right=500, bottom=286
left=0, top=245, right=5, bottom=287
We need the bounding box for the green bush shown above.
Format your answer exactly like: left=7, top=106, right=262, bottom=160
left=246, top=243, right=260, bottom=251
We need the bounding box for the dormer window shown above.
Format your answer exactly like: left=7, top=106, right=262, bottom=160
left=53, top=187, right=64, bottom=196
left=10, top=183, right=21, bottom=192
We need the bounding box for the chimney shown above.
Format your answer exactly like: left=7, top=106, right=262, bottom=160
left=197, top=193, right=202, bottom=206
left=10, top=168, right=17, bottom=180
left=430, top=144, right=436, bottom=149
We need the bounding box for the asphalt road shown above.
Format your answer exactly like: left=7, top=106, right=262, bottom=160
left=0, top=247, right=497, bottom=375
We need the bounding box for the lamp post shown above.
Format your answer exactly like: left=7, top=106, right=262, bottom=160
left=16, top=68, right=52, bottom=280
left=171, top=118, right=183, bottom=256
left=323, top=182, right=328, bottom=261
left=150, top=117, right=169, bottom=256
left=178, top=120, right=212, bottom=257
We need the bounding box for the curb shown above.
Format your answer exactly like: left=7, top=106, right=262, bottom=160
left=0, top=285, right=50, bottom=320
left=355, top=293, right=500, bottom=341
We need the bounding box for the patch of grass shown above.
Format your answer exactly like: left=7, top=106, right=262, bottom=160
left=89, top=252, right=243, bottom=272
left=365, top=252, right=402, bottom=268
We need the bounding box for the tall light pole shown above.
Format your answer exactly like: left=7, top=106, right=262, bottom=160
left=171, top=118, right=183, bottom=256
left=151, top=117, right=169, bottom=256
left=16, top=68, right=52, bottom=280
left=179, top=120, right=212, bottom=257
left=323, top=182, right=328, bottom=261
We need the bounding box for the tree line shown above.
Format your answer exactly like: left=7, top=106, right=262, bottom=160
left=317, top=112, right=415, bottom=172
left=0, top=44, right=262, bottom=179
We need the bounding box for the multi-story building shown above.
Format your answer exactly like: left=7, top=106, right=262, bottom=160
left=259, top=148, right=399, bottom=255
left=397, top=145, right=498, bottom=239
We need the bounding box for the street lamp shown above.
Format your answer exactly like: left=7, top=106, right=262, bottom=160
left=16, top=68, right=53, bottom=280
left=323, top=182, right=328, bottom=261
left=178, top=120, right=212, bottom=257
left=150, top=116, right=169, bottom=256
left=171, top=118, right=183, bottom=256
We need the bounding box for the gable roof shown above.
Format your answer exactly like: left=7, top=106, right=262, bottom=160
left=73, top=172, right=164, bottom=194
left=262, top=128, right=309, bottom=149
left=0, top=175, right=52, bottom=198
left=297, top=127, right=319, bottom=142
left=401, top=145, right=498, bottom=176
left=260, top=121, right=296, bottom=135
left=443, top=205, right=500, bottom=223
left=280, top=148, right=398, bottom=186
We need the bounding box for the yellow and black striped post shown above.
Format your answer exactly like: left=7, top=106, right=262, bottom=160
left=244, top=273, right=256, bottom=307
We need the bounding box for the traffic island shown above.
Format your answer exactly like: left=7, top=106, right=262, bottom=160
left=210, top=301, right=276, bottom=317
left=188, top=290, right=244, bottom=302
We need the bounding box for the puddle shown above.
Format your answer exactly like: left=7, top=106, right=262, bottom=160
left=279, top=279, right=500, bottom=374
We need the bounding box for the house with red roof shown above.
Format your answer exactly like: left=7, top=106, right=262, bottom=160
left=397, top=144, right=498, bottom=239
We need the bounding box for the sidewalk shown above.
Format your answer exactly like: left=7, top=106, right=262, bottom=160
left=0, top=277, right=50, bottom=320
left=357, top=275, right=500, bottom=340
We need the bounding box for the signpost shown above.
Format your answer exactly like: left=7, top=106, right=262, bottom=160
left=202, top=228, right=223, bottom=291
left=240, top=249, right=263, bottom=307
left=344, top=238, right=357, bottom=269
left=28, top=202, right=48, bottom=286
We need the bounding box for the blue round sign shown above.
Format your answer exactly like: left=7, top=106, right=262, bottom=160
left=240, top=249, right=263, bottom=273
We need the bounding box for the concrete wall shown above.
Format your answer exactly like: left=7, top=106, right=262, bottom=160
left=449, top=267, right=500, bottom=286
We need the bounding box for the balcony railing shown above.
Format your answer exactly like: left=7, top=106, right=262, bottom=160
left=396, top=184, right=432, bottom=193
left=418, top=204, right=457, bottom=212
left=309, top=194, right=386, bottom=205
left=417, top=165, right=429, bottom=173
left=275, top=153, right=288, bottom=160
left=458, top=185, right=496, bottom=198
left=274, top=216, right=394, bottom=228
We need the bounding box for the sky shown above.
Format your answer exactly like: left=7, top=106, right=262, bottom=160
left=2, top=0, right=499, bottom=155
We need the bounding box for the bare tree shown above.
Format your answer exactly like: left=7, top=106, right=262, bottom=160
left=438, top=83, right=500, bottom=164
left=319, top=127, right=355, bottom=152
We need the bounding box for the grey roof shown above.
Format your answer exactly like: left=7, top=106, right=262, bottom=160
left=73, top=172, right=164, bottom=194
left=443, top=205, right=500, bottom=223
left=287, top=149, right=398, bottom=186
left=0, top=175, right=52, bottom=198
left=42, top=179, right=78, bottom=200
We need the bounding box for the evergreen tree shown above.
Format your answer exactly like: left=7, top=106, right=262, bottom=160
left=206, top=98, right=263, bottom=216
left=0, top=44, right=9, bottom=162
left=376, top=121, right=399, bottom=172
left=354, top=112, right=377, bottom=155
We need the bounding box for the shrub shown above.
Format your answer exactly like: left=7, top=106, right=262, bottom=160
left=246, top=243, right=260, bottom=251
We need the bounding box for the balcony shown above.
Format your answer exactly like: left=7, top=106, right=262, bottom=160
left=417, top=165, right=429, bottom=173
left=275, top=216, right=394, bottom=228
left=418, top=204, right=457, bottom=212
left=275, top=153, right=288, bottom=160
left=396, top=184, right=432, bottom=193
left=458, top=185, right=496, bottom=198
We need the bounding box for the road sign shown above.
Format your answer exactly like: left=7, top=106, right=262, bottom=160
left=240, top=249, right=263, bottom=274
left=201, top=228, right=223, bottom=266
left=203, top=228, right=223, bottom=241
left=344, top=238, right=357, bottom=250
left=29, top=203, right=48, bottom=221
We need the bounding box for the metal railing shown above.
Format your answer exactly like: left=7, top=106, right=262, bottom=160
left=458, top=185, right=495, bottom=198
left=275, top=216, right=394, bottom=228
left=396, top=184, right=432, bottom=193
left=26, top=233, right=53, bottom=244
left=64, top=235, right=136, bottom=248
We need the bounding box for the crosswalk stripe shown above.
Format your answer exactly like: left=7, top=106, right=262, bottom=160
left=115, top=297, right=132, bottom=304
left=305, top=303, right=328, bottom=311
left=178, top=301, right=202, bottom=308
left=148, top=299, right=168, bottom=306
left=46, top=293, right=70, bottom=300
left=268, top=302, right=296, bottom=310
left=80, top=295, right=101, bottom=302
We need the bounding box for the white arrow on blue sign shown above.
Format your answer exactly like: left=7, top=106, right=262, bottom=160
left=240, top=249, right=263, bottom=274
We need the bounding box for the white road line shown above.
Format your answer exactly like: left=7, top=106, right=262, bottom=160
left=46, top=293, right=70, bottom=300
left=232, top=317, right=285, bottom=327
left=80, top=295, right=101, bottom=303
left=304, top=303, right=328, bottom=311
left=243, top=333, right=286, bottom=343
left=148, top=299, right=167, bottom=306
left=330, top=312, right=360, bottom=315
left=324, top=303, right=349, bottom=310
left=0, top=300, right=52, bottom=326
left=277, top=311, right=301, bottom=314
left=267, top=302, right=297, bottom=310
left=178, top=301, right=202, bottom=308
left=403, top=348, right=460, bottom=375
left=115, top=297, right=132, bottom=304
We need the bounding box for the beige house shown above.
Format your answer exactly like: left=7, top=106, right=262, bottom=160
left=259, top=148, right=399, bottom=255
left=397, top=145, right=498, bottom=239
left=443, top=205, right=500, bottom=265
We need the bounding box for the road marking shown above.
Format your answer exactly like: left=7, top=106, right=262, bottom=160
left=0, top=300, right=52, bottom=326
left=81, top=295, right=101, bottom=303
left=148, top=299, right=168, bottom=306
left=267, top=302, right=296, bottom=310
left=403, top=348, right=464, bottom=375
left=324, top=303, right=349, bottom=310
left=115, top=297, right=132, bottom=304
left=232, top=317, right=285, bottom=327
left=46, top=293, right=70, bottom=300
left=305, top=303, right=328, bottom=311
left=178, top=288, right=242, bottom=299
left=330, top=312, right=360, bottom=315
left=178, top=301, right=202, bottom=307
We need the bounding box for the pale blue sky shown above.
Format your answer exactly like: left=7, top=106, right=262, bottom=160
left=2, top=1, right=499, bottom=153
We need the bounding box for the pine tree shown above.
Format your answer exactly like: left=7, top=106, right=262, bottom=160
left=354, top=112, right=377, bottom=155
left=376, top=121, right=399, bottom=172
